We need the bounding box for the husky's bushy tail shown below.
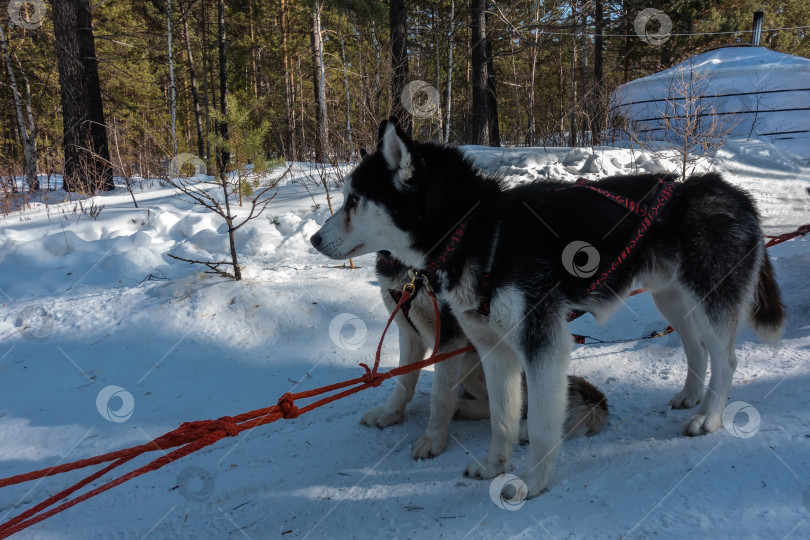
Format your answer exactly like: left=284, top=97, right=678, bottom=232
left=564, top=376, right=609, bottom=439
left=516, top=375, right=608, bottom=442
left=750, top=255, right=785, bottom=345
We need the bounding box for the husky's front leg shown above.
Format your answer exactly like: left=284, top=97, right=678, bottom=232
left=411, top=348, right=466, bottom=459
left=519, top=316, right=571, bottom=496
left=361, top=325, right=426, bottom=428
left=463, top=336, right=523, bottom=479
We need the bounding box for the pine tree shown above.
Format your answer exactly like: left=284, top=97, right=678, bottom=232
left=51, top=0, right=114, bottom=191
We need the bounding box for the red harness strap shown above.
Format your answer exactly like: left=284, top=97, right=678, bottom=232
left=423, top=224, right=468, bottom=272
left=389, top=284, right=423, bottom=333
left=476, top=178, right=677, bottom=315
left=569, top=177, right=652, bottom=217
left=583, top=180, right=676, bottom=294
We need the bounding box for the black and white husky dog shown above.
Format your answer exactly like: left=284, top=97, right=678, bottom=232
left=364, top=245, right=608, bottom=460
left=310, top=119, right=785, bottom=498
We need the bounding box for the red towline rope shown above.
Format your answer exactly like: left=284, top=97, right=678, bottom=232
left=0, top=284, right=472, bottom=538
left=765, top=224, right=810, bottom=248
left=0, top=224, right=807, bottom=537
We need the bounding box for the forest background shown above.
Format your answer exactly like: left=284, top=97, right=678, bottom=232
left=0, top=0, right=807, bottom=193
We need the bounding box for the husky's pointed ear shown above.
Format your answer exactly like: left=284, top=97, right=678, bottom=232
left=380, top=121, right=416, bottom=190
left=376, top=119, right=390, bottom=146
left=376, top=116, right=402, bottom=147
left=359, top=148, right=367, bottom=158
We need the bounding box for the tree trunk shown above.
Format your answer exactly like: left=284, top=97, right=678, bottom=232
left=371, top=23, right=381, bottom=121
left=18, top=53, right=39, bottom=189
left=569, top=41, right=577, bottom=147
left=528, top=1, right=540, bottom=146
left=310, top=1, right=329, bottom=162
left=389, top=0, right=411, bottom=136
left=0, top=22, right=38, bottom=189
left=167, top=0, right=178, bottom=157
left=509, top=28, right=519, bottom=144
left=281, top=0, right=295, bottom=160
left=433, top=3, right=443, bottom=139
left=443, top=0, right=454, bottom=144
left=182, top=11, right=204, bottom=159
left=558, top=46, right=565, bottom=143
left=52, top=0, right=114, bottom=192
left=250, top=11, right=258, bottom=99
left=592, top=0, right=604, bottom=145
left=465, top=42, right=471, bottom=141
left=216, top=0, right=229, bottom=176
left=201, top=0, right=211, bottom=160
left=470, top=0, right=489, bottom=145
left=215, top=0, right=238, bottom=279
left=622, top=0, right=631, bottom=83
left=298, top=57, right=306, bottom=153
left=338, top=31, right=353, bottom=156
left=76, top=0, right=113, bottom=191
left=485, top=13, right=500, bottom=148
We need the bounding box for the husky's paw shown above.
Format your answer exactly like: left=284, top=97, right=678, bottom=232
left=412, top=432, right=447, bottom=459
left=517, top=474, right=550, bottom=499
left=669, top=390, right=702, bottom=409
left=683, top=413, right=722, bottom=436
left=360, top=407, right=404, bottom=428
left=464, top=457, right=507, bottom=480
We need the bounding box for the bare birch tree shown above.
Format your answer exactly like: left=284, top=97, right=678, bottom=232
left=335, top=28, right=353, bottom=156
left=470, top=0, right=489, bottom=145
left=370, top=23, right=381, bottom=122
left=432, top=3, right=443, bottom=139
left=592, top=0, right=605, bottom=145
left=443, top=0, right=454, bottom=144
left=390, top=0, right=411, bottom=136
left=0, top=22, right=38, bottom=189
left=527, top=1, right=541, bottom=146
left=311, top=0, right=329, bottom=162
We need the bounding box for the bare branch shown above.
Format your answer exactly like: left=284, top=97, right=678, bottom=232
left=166, top=253, right=236, bottom=279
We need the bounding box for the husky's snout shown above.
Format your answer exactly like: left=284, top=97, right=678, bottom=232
left=310, top=231, right=324, bottom=250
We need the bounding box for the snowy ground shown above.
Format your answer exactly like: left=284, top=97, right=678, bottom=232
left=1, top=141, right=809, bottom=539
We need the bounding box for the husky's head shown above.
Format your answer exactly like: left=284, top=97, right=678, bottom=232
left=310, top=119, right=431, bottom=268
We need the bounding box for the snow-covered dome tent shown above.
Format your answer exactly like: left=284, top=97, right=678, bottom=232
left=611, top=45, right=810, bottom=160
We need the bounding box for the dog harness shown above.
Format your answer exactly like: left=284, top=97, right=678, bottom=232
left=378, top=252, right=424, bottom=334
left=381, top=178, right=677, bottom=325
left=571, top=178, right=676, bottom=293
left=561, top=178, right=676, bottom=321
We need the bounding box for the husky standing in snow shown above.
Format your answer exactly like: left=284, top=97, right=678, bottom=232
left=310, top=118, right=784, bottom=498
left=364, top=246, right=608, bottom=460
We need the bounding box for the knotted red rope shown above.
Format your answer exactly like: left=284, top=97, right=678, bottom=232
left=0, top=279, right=472, bottom=538
left=276, top=393, right=300, bottom=419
